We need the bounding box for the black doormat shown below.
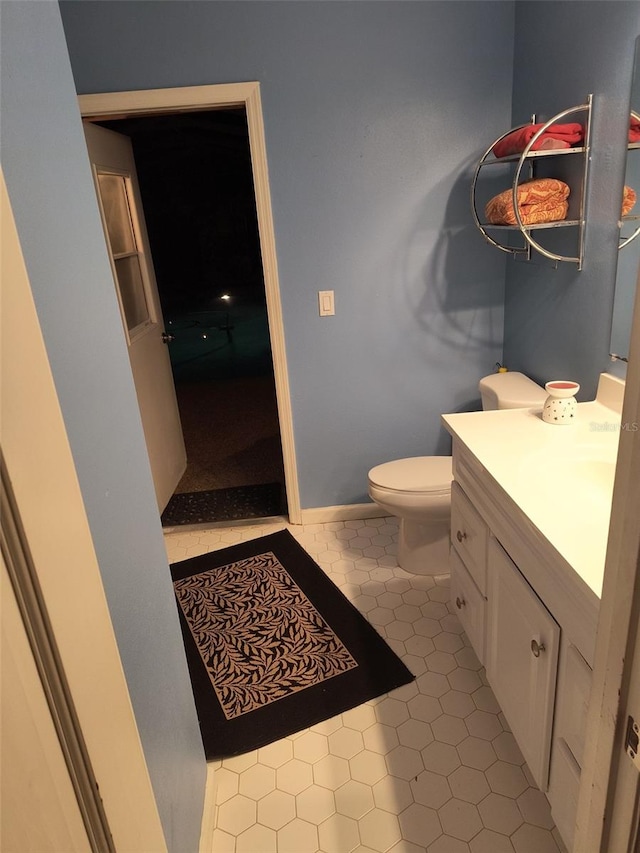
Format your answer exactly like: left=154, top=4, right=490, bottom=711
left=161, top=482, right=283, bottom=527
left=170, top=529, right=415, bottom=758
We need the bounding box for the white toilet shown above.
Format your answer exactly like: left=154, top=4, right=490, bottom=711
left=367, top=371, right=547, bottom=575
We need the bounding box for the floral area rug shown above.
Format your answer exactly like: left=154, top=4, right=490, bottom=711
left=170, top=529, right=414, bottom=758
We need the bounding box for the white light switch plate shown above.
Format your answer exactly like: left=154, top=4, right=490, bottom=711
left=318, top=290, right=335, bottom=316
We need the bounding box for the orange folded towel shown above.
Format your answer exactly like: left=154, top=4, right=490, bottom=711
left=485, top=178, right=570, bottom=226
left=492, top=123, right=584, bottom=158
left=629, top=116, right=640, bottom=143
left=622, top=185, right=637, bottom=216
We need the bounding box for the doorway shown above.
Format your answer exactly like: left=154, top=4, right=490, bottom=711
left=80, top=84, right=301, bottom=525
left=97, top=109, right=286, bottom=525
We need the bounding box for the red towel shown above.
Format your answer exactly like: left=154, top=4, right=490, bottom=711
left=630, top=116, right=640, bottom=143
left=492, top=123, right=584, bottom=158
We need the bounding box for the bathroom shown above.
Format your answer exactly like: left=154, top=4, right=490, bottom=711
left=2, top=1, right=640, bottom=851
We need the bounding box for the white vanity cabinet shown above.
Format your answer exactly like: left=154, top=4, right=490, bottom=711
left=448, top=437, right=598, bottom=850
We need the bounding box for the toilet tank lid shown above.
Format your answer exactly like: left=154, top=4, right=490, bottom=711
left=368, top=456, right=453, bottom=492
left=479, top=371, right=546, bottom=406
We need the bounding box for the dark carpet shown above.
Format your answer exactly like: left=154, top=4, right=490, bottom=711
left=161, top=483, right=284, bottom=527
left=170, top=529, right=415, bottom=758
left=172, top=375, right=285, bottom=495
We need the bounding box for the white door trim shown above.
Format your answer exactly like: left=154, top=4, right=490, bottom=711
left=79, top=83, right=302, bottom=524
left=574, top=260, right=640, bottom=851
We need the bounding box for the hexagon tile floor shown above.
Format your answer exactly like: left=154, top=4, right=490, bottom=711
left=165, top=517, right=568, bottom=853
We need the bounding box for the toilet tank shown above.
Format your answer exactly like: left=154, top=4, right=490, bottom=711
left=479, top=371, right=547, bottom=410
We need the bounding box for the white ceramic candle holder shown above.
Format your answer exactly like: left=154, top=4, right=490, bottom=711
left=542, top=380, right=580, bottom=425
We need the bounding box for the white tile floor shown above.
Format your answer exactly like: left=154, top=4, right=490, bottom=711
left=165, top=517, right=568, bottom=853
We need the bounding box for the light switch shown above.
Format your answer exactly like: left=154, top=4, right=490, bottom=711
left=318, top=290, right=335, bottom=316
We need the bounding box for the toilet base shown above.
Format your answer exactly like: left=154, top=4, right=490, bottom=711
left=398, top=518, right=450, bottom=575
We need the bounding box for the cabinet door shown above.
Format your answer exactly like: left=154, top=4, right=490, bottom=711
left=548, top=739, right=581, bottom=851
left=486, top=537, right=560, bottom=791
left=450, top=549, right=486, bottom=665
left=557, top=643, right=592, bottom=768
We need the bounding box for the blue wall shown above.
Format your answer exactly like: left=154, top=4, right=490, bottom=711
left=59, top=0, right=514, bottom=509
left=504, top=1, right=640, bottom=399
left=0, top=4, right=206, bottom=851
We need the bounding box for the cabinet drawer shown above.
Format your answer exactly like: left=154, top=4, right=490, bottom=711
left=450, top=549, right=486, bottom=665
left=548, top=738, right=580, bottom=852
left=486, top=537, right=560, bottom=792
left=451, top=481, right=488, bottom=595
left=557, top=644, right=592, bottom=768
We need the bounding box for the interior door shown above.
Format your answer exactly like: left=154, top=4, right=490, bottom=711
left=83, top=122, right=186, bottom=511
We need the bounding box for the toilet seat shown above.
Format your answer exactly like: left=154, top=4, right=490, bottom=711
left=368, top=456, right=453, bottom=495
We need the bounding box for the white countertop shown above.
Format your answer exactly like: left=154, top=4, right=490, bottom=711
left=442, top=375, right=624, bottom=599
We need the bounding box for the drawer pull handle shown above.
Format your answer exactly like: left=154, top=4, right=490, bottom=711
left=456, top=530, right=467, bottom=543
left=531, top=639, right=546, bottom=658
left=455, top=596, right=465, bottom=610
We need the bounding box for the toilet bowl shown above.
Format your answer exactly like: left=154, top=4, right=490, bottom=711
left=368, top=456, right=453, bottom=574
left=368, top=371, right=546, bottom=575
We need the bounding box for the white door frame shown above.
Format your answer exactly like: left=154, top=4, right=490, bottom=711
left=575, top=260, right=640, bottom=851
left=79, top=83, right=302, bottom=524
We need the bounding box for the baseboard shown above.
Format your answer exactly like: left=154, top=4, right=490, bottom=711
left=298, top=503, right=388, bottom=525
